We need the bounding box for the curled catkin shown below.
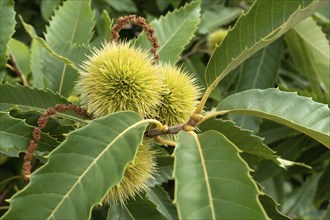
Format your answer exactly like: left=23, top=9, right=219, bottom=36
left=23, top=104, right=90, bottom=180
left=110, top=15, right=160, bottom=63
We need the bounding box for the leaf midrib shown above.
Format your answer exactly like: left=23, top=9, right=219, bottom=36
left=69, top=2, right=82, bottom=43
left=294, top=24, right=329, bottom=59
left=238, top=47, right=267, bottom=127
left=206, top=0, right=325, bottom=86
left=47, top=119, right=146, bottom=219
left=58, top=63, right=67, bottom=96
left=192, top=133, right=216, bottom=220
left=157, top=7, right=195, bottom=55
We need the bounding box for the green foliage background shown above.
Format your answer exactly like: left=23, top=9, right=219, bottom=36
left=0, top=0, right=329, bottom=219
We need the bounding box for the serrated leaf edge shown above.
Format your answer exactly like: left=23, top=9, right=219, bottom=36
left=205, top=0, right=327, bottom=87
left=174, top=131, right=270, bottom=220
left=146, top=185, right=177, bottom=220
left=0, top=83, right=86, bottom=124
left=19, top=16, right=77, bottom=69
left=46, top=119, right=147, bottom=219
left=0, top=111, right=60, bottom=157
left=153, top=0, right=201, bottom=63
left=217, top=88, right=330, bottom=148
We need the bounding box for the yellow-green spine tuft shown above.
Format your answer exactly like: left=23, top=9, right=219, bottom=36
left=78, top=42, right=163, bottom=118
left=105, top=144, right=157, bottom=204
left=156, top=63, right=200, bottom=126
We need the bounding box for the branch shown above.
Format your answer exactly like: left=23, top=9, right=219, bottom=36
left=9, top=56, right=28, bottom=86
left=145, top=114, right=203, bottom=138
left=146, top=124, right=184, bottom=137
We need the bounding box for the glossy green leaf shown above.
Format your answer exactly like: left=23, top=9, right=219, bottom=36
left=19, top=16, right=82, bottom=92
left=29, top=31, right=44, bottom=88
left=101, top=10, right=113, bottom=40
left=149, top=156, right=173, bottom=186
left=174, top=131, right=269, bottom=219
left=41, top=0, right=94, bottom=96
left=314, top=4, right=330, bottom=26
left=107, top=193, right=166, bottom=220
left=40, top=0, right=61, bottom=20
left=258, top=121, right=300, bottom=145
left=18, top=17, right=87, bottom=95
left=91, top=10, right=113, bottom=47
left=41, top=43, right=89, bottom=96
left=45, top=0, right=95, bottom=48
left=19, top=16, right=76, bottom=69
left=254, top=136, right=308, bottom=182
left=103, top=0, right=137, bottom=12
left=0, top=84, right=86, bottom=124
left=228, top=114, right=262, bottom=133
left=198, top=118, right=277, bottom=163
left=146, top=185, right=178, bottom=220
left=323, top=206, right=330, bottom=220
left=285, top=17, right=330, bottom=94
left=295, top=89, right=330, bottom=106
left=9, top=110, right=75, bottom=143
left=314, top=164, right=330, bottom=208
left=217, top=88, right=330, bottom=148
left=236, top=38, right=283, bottom=92
left=7, top=38, right=31, bottom=77
left=135, top=0, right=201, bottom=64
left=199, top=4, right=241, bottom=34
left=231, top=38, right=283, bottom=132
left=0, top=112, right=59, bottom=157
left=3, top=112, right=147, bottom=219
left=282, top=172, right=322, bottom=217
left=259, top=194, right=291, bottom=220
left=107, top=204, right=134, bottom=220
left=0, top=0, right=16, bottom=71
left=205, top=0, right=327, bottom=87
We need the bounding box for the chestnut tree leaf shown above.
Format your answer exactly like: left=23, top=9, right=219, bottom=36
left=0, top=112, right=59, bottom=157
left=146, top=185, right=178, bottom=220
left=0, top=0, right=16, bottom=72
left=217, top=88, right=330, bottom=148
left=205, top=0, right=327, bottom=88
left=134, top=0, right=201, bottom=64
left=42, top=0, right=95, bottom=96
left=0, top=84, right=86, bottom=124
left=198, top=4, right=241, bottom=34
left=7, top=38, right=31, bottom=77
left=230, top=38, right=283, bottom=132
left=198, top=118, right=278, bottom=163
left=149, top=156, right=173, bottom=186
left=44, top=0, right=95, bottom=48
left=174, top=130, right=269, bottom=219
left=259, top=194, right=291, bottom=220
left=2, top=112, right=148, bottom=219
left=285, top=17, right=330, bottom=95
left=107, top=193, right=166, bottom=220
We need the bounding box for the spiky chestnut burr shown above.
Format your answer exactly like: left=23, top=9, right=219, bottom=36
left=78, top=42, right=163, bottom=118
left=207, top=28, right=228, bottom=53
left=156, top=63, right=200, bottom=126
left=78, top=15, right=163, bottom=204
left=105, top=144, right=157, bottom=204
